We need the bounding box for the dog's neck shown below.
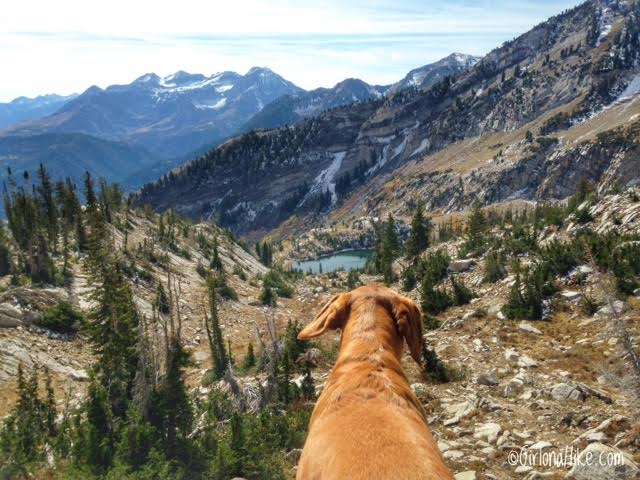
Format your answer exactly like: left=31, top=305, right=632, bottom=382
left=335, top=301, right=404, bottom=372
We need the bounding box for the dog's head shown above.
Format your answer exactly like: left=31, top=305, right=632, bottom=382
left=297, top=285, right=424, bottom=364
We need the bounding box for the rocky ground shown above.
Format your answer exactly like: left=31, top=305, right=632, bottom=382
left=1, top=191, right=640, bottom=479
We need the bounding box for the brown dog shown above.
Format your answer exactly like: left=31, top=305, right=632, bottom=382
left=296, top=285, right=454, bottom=480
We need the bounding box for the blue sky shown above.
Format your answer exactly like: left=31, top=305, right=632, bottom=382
left=0, top=0, right=583, bottom=102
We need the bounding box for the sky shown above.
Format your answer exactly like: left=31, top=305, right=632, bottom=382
left=0, top=0, right=584, bottom=102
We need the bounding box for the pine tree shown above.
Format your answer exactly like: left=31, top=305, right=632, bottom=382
left=242, top=343, right=256, bottom=369
left=206, top=284, right=229, bottom=379
left=84, top=172, right=108, bottom=269
left=483, top=250, right=507, bottom=283
left=43, top=368, right=56, bottom=437
left=463, top=203, right=488, bottom=255
left=406, top=201, right=430, bottom=259
left=301, top=366, right=315, bottom=400
left=78, top=376, right=114, bottom=470
left=259, top=284, right=277, bottom=306
left=210, top=236, right=223, bottom=271
left=156, top=282, right=170, bottom=315
left=0, top=224, right=11, bottom=276
left=380, top=214, right=399, bottom=284
left=160, top=338, right=193, bottom=457
left=36, top=164, right=58, bottom=251
left=87, top=257, right=141, bottom=418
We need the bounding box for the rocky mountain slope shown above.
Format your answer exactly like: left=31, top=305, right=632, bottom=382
left=241, top=53, right=480, bottom=133
left=136, top=0, right=640, bottom=239
left=1, top=184, right=639, bottom=479
left=0, top=94, right=77, bottom=129
left=386, top=52, right=480, bottom=95
left=241, top=78, right=386, bottom=132
left=4, top=67, right=302, bottom=158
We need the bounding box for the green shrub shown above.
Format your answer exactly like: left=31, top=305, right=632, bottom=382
left=417, top=249, right=450, bottom=284
left=483, top=250, right=507, bottom=283
left=450, top=277, right=474, bottom=306
left=346, top=269, right=361, bottom=290
left=402, top=266, right=417, bottom=291
left=540, top=239, right=580, bottom=276
left=573, top=206, right=593, bottom=224
left=422, top=345, right=450, bottom=383
left=580, top=295, right=599, bottom=316
left=420, top=276, right=452, bottom=315
left=501, top=262, right=556, bottom=320
left=37, top=301, right=84, bottom=333
left=423, top=313, right=441, bottom=331
left=263, top=270, right=294, bottom=298
left=260, top=285, right=277, bottom=306
left=233, top=264, right=247, bottom=281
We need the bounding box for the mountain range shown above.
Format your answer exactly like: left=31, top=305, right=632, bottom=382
left=0, top=54, right=480, bottom=199
left=0, top=94, right=77, bottom=129
left=135, top=0, right=640, bottom=238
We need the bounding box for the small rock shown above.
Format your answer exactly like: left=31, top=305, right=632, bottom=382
left=444, top=450, right=465, bottom=460
left=477, top=372, right=500, bottom=386
left=515, top=465, right=533, bottom=474
left=504, top=348, right=520, bottom=362
left=454, top=472, right=476, bottom=480
left=518, top=355, right=539, bottom=368
left=566, top=442, right=638, bottom=479
left=474, top=422, right=502, bottom=444
left=437, top=440, right=451, bottom=452
left=497, top=311, right=506, bottom=321
left=449, top=259, right=474, bottom=273
left=444, top=400, right=477, bottom=425
left=463, top=310, right=478, bottom=321
left=519, top=322, right=542, bottom=335
left=284, top=448, right=302, bottom=463
left=595, top=300, right=628, bottom=318
left=411, top=383, right=427, bottom=397
left=562, top=291, right=583, bottom=302
left=551, top=383, right=584, bottom=402
left=529, top=441, right=553, bottom=450
left=633, top=288, right=640, bottom=297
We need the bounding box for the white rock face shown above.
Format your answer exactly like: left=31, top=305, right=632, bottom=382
left=565, top=443, right=639, bottom=479
left=473, top=422, right=502, bottom=444
left=519, top=322, right=542, bottom=335
left=595, top=301, right=628, bottom=318
left=562, top=291, right=583, bottom=302
left=551, top=383, right=584, bottom=401
left=518, top=355, right=539, bottom=368
left=449, top=259, right=474, bottom=273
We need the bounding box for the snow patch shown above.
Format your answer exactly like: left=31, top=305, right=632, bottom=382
left=617, top=75, right=640, bottom=102
left=392, top=136, right=408, bottom=159
left=308, top=152, right=346, bottom=205
left=597, top=7, right=615, bottom=44
left=215, top=84, right=234, bottom=93
left=411, top=138, right=429, bottom=157
left=372, top=134, right=396, bottom=145
left=194, top=98, right=227, bottom=110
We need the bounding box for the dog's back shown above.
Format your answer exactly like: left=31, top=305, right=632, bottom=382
left=297, top=369, right=452, bottom=479
left=296, top=286, right=454, bottom=480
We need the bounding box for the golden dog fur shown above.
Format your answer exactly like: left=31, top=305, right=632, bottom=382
left=296, top=285, right=454, bottom=480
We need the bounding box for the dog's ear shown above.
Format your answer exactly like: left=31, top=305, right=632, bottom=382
left=393, top=296, right=423, bottom=364
left=298, top=293, right=351, bottom=340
